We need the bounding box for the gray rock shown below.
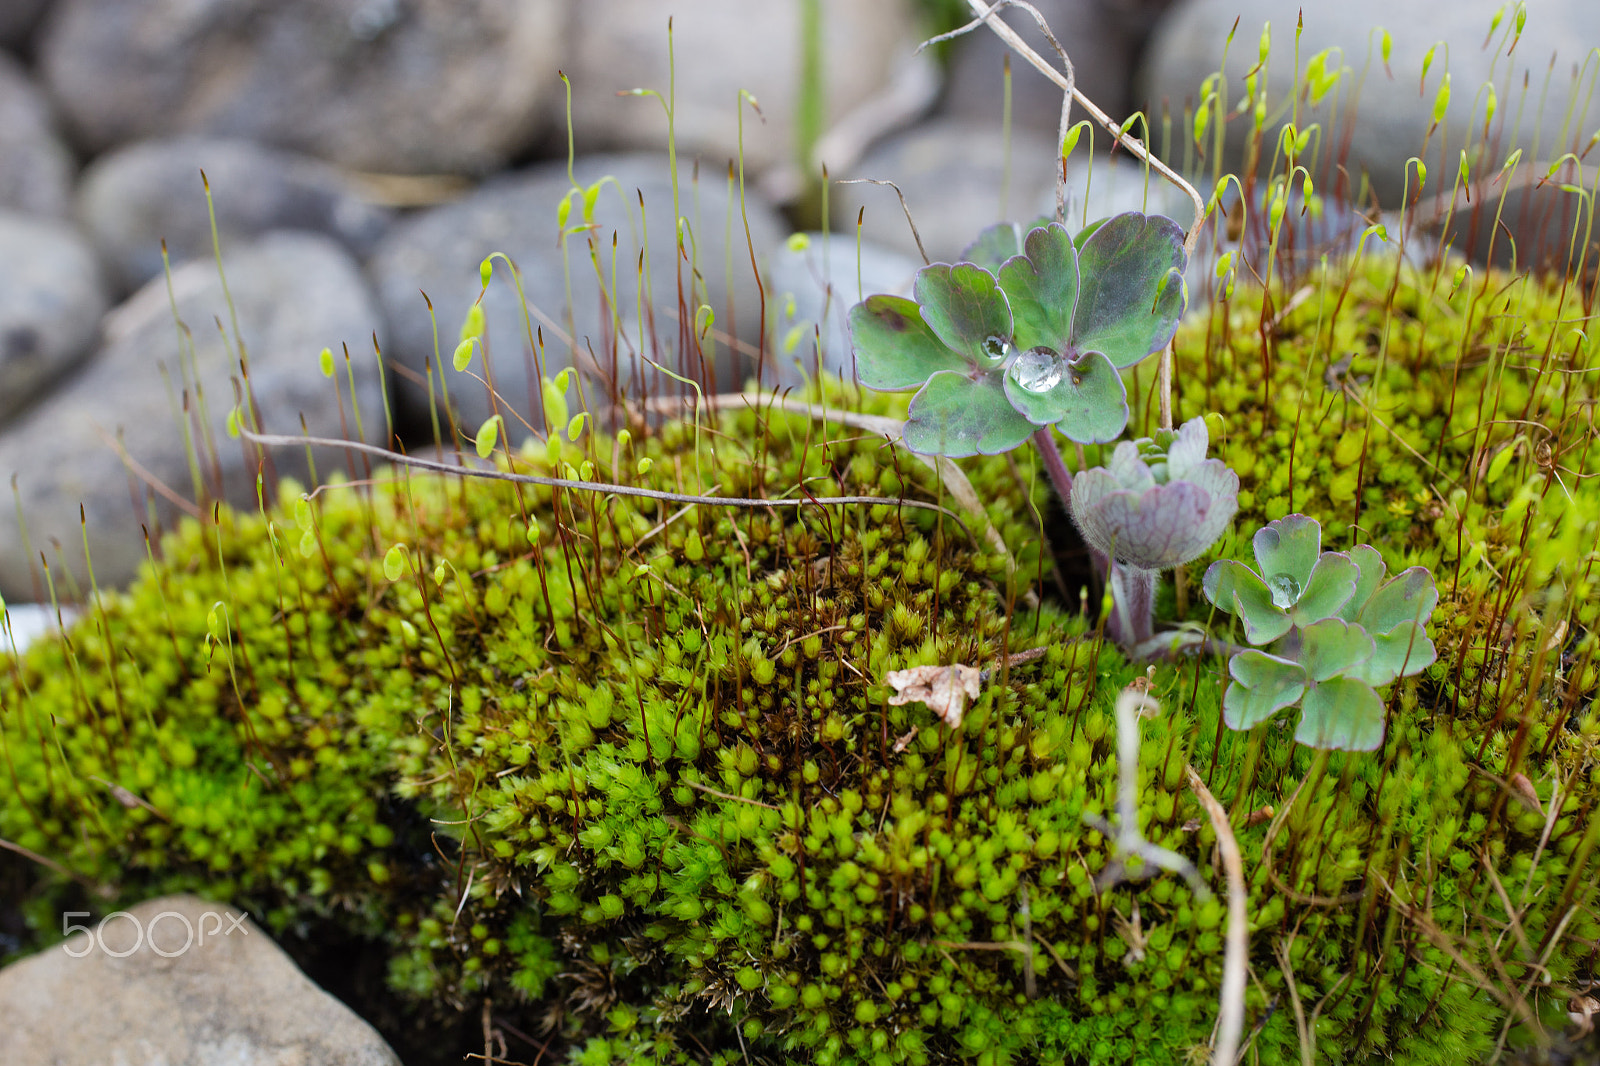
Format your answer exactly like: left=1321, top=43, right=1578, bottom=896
left=0, top=232, right=384, bottom=599
left=560, top=0, right=919, bottom=173
left=0, top=211, right=109, bottom=427
left=0, top=50, right=74, bottom=218
left=1140, top=0, right=1600, bottom=266
left=39, top=0, right=565, bottom=175
left=79, top=136, right=395, bottom=294
left=833, top=118, right=1194, bottom=264
left=0, top=894, right=400, bottom=1066
left=943, top=0, right=1175, bottom=132
left=0, top=0, right=47, bottom=49
left=368, top=153, right=785, bottom=433
left=766, top=232, right=920, bottom=386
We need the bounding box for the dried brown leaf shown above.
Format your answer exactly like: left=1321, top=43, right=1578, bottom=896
left=884, top=664, right=981, bottom=728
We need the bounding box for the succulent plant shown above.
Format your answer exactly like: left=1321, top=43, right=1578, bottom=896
left=848, top=212, right=1187, bottom=458
left=1203, top=514, right=1439, bottom=751
left=1069, top=416, right=1239, bottom=572
left=1061, top=416, right=1238, bottom=652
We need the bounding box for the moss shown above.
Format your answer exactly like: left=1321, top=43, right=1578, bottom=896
left=2, top=258, right=1597, bottom=1064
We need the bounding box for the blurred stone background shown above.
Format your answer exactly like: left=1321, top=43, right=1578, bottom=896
left=1, top=0, right=1596, bottom=602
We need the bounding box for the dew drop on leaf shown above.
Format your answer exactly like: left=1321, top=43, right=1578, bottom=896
left=984, top=335, right=1011, bottom=361
left=1011, top=347, right=1062, bottom=393
left=1268, top=573, right=1301, bottom=609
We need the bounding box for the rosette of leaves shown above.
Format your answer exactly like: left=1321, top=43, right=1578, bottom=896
left=1202, top=514, right=1439, bottom=750
left=1068, top=415, right=1239, bottom=571
left=847, top=212, right=1187, bottom=457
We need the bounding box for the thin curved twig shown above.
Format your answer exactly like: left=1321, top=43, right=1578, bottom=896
left=1186, top=765, right=1247, bottom=1066
left=236, top=426, right=978, bottom=545
left=955, top=0, right=1206, bottom=256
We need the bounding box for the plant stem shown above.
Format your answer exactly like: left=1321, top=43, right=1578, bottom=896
left=1031, top=427, right=1160, bottom=651
left=1030, top=427, right=1075, bottom=507
left=1110, top=566, right=1157, bottom=648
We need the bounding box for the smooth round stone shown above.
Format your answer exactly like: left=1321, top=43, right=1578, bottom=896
left=39, top=0, right=566, bottom=174
left=559, top=0, right=919, bottom=173
left=765, top=232, right=921, bottom=387
left=0, top=232, right=385, bottom=598
left=0, top=51, right=74, bottom=218
left=0, top=211, right=109, bottom=427
left=78, top=136, right=394, bottom=293
left=1140, top=0, right=1600, bottom=267
left=368, top=153, right=785, bottom=434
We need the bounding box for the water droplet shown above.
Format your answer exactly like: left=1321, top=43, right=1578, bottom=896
left=1011, top=347, right=1062, bottom=393
left=983, top=335, right=1011, bottom=361
left=1267, top=572, right=1301, bottom=609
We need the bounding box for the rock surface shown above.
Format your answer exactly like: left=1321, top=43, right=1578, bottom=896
left=0, top=894, right=401, bottom=1066
left=943, top=0, right=1174, bottom=131
left=0, top=211, right=109, bottom=426
left=0, top=51, right=74, bottom=218
left=39, top=0, right=566, bottom=174
left=0, top=0, right=47, bottom=49
left=833, top=118, right=1194, bottom=264
left=560, top=0, right=919, bottom=173
left=0, top=232, right=385, bottom=599
left=766, top=232, right=920, bottom=386
left=369, top=153, right=785, bottom=433
left=1140, top=0, right=1600, bottom=227
left=79, top=136, right=395, bottom=294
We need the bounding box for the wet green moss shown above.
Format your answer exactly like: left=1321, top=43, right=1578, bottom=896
left=1, top=257, right=1597, bottom=1065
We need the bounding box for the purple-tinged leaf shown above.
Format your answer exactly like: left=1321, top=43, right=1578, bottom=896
left=1224, top=649, right=1307, bottom=730
left=1291, top=551, right=1359, bottom=625
left=959, top=222, right=1025, bottom=272
left=902, top=370, right=1035, bottom=457
left=1358, top=566, right=1439, bottom=635
left=1072, top=217, right=1109, bottom=250
left=1075, top=481, right=1227, bottom=570
left=1003, top=349, right=1127, bottom=441
left=1164, top=417, right=1211, bottom=480
left=1296, top=677, right=1385, bottom=751
left=914, top=263, right=1013, bottom=369
left=848, top=295, right=970, bottom=391
left=1354, top=620, right=1436, bottom=687
left=1337, top=544, right=1388, bottom=623
left=1071, top=212, right=1187, bottom=368
left=1105, top=439, right=1158, bottom=490
left=1180, top=460, right=1240, bottom=552
left=1297, top=617, right=1376, bottom=682
left=997, top=223, right=1080, bottom=353
left=1203, top=559, right=1292, bottom=644
left=1252, top=514, right=1323, bottom=597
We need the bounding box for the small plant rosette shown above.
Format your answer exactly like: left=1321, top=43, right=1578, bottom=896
left=1202, top=514, right=1439, bottom=751
left=1068, top=415, right=1240, bottom=571
left=847, top=212, right=1187, bottom=457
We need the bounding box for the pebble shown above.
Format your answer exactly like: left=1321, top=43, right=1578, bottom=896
left=0, top=211, right=109, bottom=426
left=39, top=0, right=567, bottom=174
left=78, top=136, right=394, bottom=294
left=0, top=895, right=401, bottom=1066
left=0, top=51, right=74, bottom=218
left=560, top=0, right=919, bottom=173
left=833, top=117, right=1195, bottom=265
left=0, top=232, right=385, bottom=599
left=1140, top=0, right=1600, bottom=268
left=368, top=153, right=784, bottom=434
